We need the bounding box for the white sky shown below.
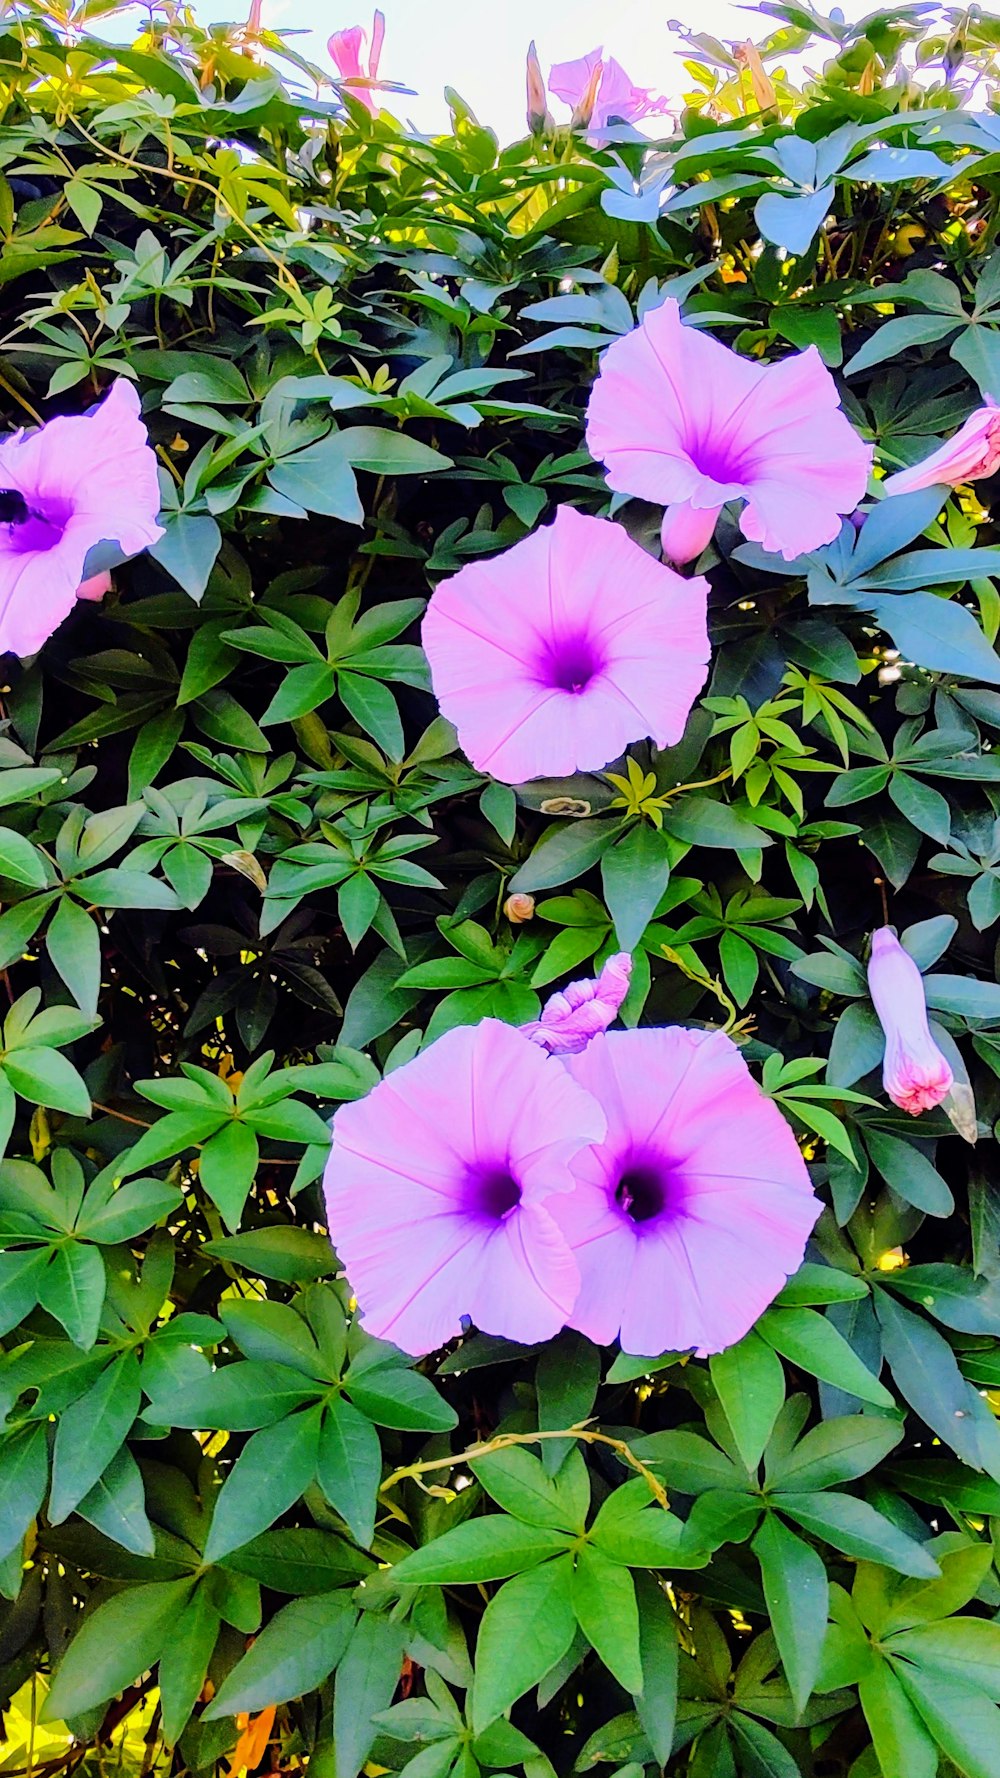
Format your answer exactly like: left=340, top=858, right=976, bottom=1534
left=263, top=0, right=872, bottom=138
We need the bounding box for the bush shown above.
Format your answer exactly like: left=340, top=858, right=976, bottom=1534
left=6, top=5, right=1000, bottom=1775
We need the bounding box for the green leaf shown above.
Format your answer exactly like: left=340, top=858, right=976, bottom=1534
left=709, top=1331, right=785, bottom=1474
left=757, top=1306, right=894, bottom=1407
left=875, top=1289, right=1000, bottom=1476
left=633, top=1572, right=677, bottom=1765
left=77, top=1447, right=155, bottom=1559
left=345, top=1362, right=457, bottom=1433
left=41, top=1578, right=195, bottom=1722
left=199, top=1119, right=259, bottom=1231
left=333, top=1612, right=407, bottom=1778
left=158, top=1584, right=221, bottom=1745
left=316, top=1395, right=381, bottom=1547
left=144, top=1360, right=319, bottom=1431
left=0, top=1424, right=48, bottom=1561
left=201, top=1227, right=334, bottom=1283
left=471, top=1555, right=577, bottom=1737
left=207, top=1592, right=355, bottom=1717
left=3, top=1047, right=90, bottom=1116
left=0, top=827, right=46, bottom=889
left=776, top=1492, right=938, bottom=1577
left=661, top=796, right=771, bottom=850
left=49, top=1351, right=141, bottom=1523
left=572, top=1543, right=642, bottom=1693
left=392, top=1517, right=574, bottom=1585
left=865, top=1126, right=954, bottom=1217
left=896, top=1662, right=1000, bottom=1778
left=752, top=1513, right=828, bottom=1715
left=601, top=824, right=671, bottom=951
left=203, top=1406, right=322, bottom=1562
left=338, top=673, right=404, bottom=761
left=536, top=1330, right=600, bottom=1477
left=36, top=1241, right=106, bottom=1349
left=332, top=426, right=453, bottom=476
left=46, top=896, right=101, bottom=1018
left=508, top=820, right=616, bottom=894
left=469, top=1446, right=581, bottom=1533
left=859, top=1661, right=937, bottom=1778
left=149, top=514, right=222, bottom=602
left=766, top=1414, right=902, bottom=1491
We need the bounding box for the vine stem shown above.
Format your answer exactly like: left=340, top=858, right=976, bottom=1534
left=380, top=1422, right=669, bottom=1508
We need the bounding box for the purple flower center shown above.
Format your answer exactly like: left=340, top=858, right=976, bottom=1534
left=539, top=632, right=604, bottom=695
left=686, top=431, right=751, bottom=487
left=613, top=1153, right=683, bottom=1226
left=464, top=1162, right=522, bottom=1220
left=2, top=493, right=71, bottom=555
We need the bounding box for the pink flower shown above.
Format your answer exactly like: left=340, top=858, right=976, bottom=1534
left=421, top=506, right=710, bottom=784
left=0, top=380, right=163, bottom=659
left=586, top=298, right=872, bottom=564
left=329, top=11, right=385, bottom=114
left=76, top=571, right=113, bottom=603
left=882, top=402, right=1000, bottom=497
left=548, top=47, right=669, bottom=132
left=867, top=927, right=954, bottom=1116
left=323, top=1019, right=606, bottom=1356
left=523, top=953, right=632, bottom=1055
left=552, top=1028, right=819, bottom=1356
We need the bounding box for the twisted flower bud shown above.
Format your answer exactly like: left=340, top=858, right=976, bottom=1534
left=867, top=926, right=953, bottom=1116
left=523, top=953, right=632, bottom=1056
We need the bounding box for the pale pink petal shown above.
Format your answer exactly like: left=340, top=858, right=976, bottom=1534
left=76, top=570, right=112, bottom=603
left=661, top=500, right=720, bottom=564
left=0, top=538, right=80, bottom=658
left=559, top=1029, right=819, bottom=1357
left=867, top=926, right=953, bottom=1116
left=324, top=1019, right=604, bottom=1355
left=882, top=406, right=1000, bottom=496
left=586, top=300, right=872, bottom=564
left=548, top=48, right=603, bottom=112
left=524, top=953, right=632, bottom=1055
left=0, top=379, right=162, bottom=659
left=422, top=506, right=710, bottom=784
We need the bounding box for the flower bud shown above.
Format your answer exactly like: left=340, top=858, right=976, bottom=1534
left=522, top=952, right=632, bottom=1055
left=504, top=892, right=535, bottom=924
left=867, top=926, right=954, bottom=1116
left=660, top=500, right=720, bottom=566
left=525, top=42, right=552, bottom=135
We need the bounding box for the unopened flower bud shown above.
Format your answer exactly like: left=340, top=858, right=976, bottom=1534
left=504, top=892, right=535, bottom=924
left=660, top=500, right=719, bottom=566
left=867, top=926, right=953, bottom=1116
left=525, top=42, right=552, bottom=135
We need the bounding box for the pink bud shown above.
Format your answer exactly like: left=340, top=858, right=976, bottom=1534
left=867, top=926, right=953, bottom=1116
left=882, top=401, right=1000, bottom=498
left=525, top=41, right=551, bottom=134
left=523, top=952, right=632, bottom=1056
left=660, top=500, right=720, bottom=566
left=76, top=570, right=112, bottom=604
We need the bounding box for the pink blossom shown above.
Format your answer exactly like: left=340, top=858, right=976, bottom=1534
left=586, top=298, right=872, bottom=564
left=421, top=506, right=710, bottom=784
left=882, top=402, right=1000, bottom=497
left=0, top=380, right=162, bottom=659
left=867, top=926, right=954, bottom=1116
left=548, top=47, right=669, bottom=132
left=523, top=953, right=632, bottom=1055
left=76, top=570, right=113, bottom=603
left=552, top=1028, right=819, bottom=1356
left=328, top=11, right=385, bottom=114
left=323, top=1019, right=606, bottom=1356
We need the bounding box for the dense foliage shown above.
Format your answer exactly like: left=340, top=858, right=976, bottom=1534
left=10, top=4, right=1000, bottom=1775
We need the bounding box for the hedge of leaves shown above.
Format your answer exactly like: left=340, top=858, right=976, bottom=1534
left=10, top=5, right=1000, bottom=1777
